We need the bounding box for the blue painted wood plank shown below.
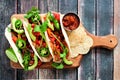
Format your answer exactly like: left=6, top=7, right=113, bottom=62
left=96, top=0, right=113, bottom=80
left=0, top=0, right=16, bottom=34
left=39, top=0, right=59, bottom=13
left=16, top=0, right=39, bottom=79
left=0, top=35, right=17, bottom=80
left=59, top=0, right=78, bottom=14
left=78, top=0, right=96, bottom=80
left=38, top=0, right=57, bottom=79
left=0, top=0, right=16, bottom=80
left=58, top=0, right=78, bottom=79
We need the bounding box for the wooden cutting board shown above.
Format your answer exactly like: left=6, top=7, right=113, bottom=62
left=10, top=14, right=118, bottom=69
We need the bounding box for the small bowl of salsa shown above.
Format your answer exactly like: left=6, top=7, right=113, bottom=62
left=62, top=13, right=80, bottom=31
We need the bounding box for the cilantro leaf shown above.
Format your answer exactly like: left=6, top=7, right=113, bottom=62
left=24, top=7, right=40, bottom=24
left=40, top=20, right=48, bottom=33
left=34, top=21, right=48, bottom=41
left=34, top=25, right=41, bottom=32
left=22, top=51, right=30, bottom=70
left=52, top=62, right=64, bottom=69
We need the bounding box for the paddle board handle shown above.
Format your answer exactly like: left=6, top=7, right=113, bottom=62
left=89, top=34, right=118, bottom=49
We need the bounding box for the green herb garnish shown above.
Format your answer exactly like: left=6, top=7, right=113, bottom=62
left=24, top=7, right=40, bottom=24
left=52, top=62, right=64, bottom=69
left=34, top=21, right=48, bottom=41
left=22, top=51, right=30, bottom=70
left=46, top=12, right=60, bottom=30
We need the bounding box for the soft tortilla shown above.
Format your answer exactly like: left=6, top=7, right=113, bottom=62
left=5, top=24, right=24, bottom=68
left=41, top=13, right=72, bottom=63
left=11, top=14, right=52, bottom=62
left=23, top=21, right=52, bottom=62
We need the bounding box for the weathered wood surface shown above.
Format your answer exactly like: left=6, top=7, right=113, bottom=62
left=96, top=0, right=113, bottom=80
left=78, top=0, right=96, bottom=80
left=0, top=0, right=16, bottom=80
left=38, top=0, right=57, bottom=79
left=0, top=0, right=120, bottom=80
left=16, top=0, right=38, bottom=79
left=57, top=0, right=78, bottom=79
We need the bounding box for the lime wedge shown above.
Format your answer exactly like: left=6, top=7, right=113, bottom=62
left=5, top=48, right=18, bottom=63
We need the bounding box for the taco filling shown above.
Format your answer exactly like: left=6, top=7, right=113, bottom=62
left=43, top=12, right=73, bottom=68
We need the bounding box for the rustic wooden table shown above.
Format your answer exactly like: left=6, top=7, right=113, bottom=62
left=0, top=0, right=120, bottom=80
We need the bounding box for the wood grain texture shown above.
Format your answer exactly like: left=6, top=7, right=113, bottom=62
left=0, top=0, right=118, bottom=80
left=59, top=0, right=78, bottom=14
left=20, top=0, right=38, bottom=13
left=114, top=0, right=120, bottom=80
left=38, top=0, right=58, bottom=79
left=78, top=0, right=96, bottom=80
left=11, top=53, right=82, bottom=69
left=0, top=0, right=16, bottom=80
left=39, top=0, right=58, bottom=13
left=96, top=0, right=113, bottom=80
left=0, top=35, right=17, bottom=80
left=16, top=0, right=39, bottom=79
left=58, top=0, right=78, bottom=79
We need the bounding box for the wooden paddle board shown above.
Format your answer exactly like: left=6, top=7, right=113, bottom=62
left=10, top=14, right=118, bottom=69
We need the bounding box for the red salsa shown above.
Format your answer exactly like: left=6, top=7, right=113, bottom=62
left=62, top=13, right=80, bottom=31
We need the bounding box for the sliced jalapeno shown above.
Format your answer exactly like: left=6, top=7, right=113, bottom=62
left=16, top=39, right=26, bottom=49
left=12, top=18, right=24, bottom=34
left=37, top=47, right=50, bottom=57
